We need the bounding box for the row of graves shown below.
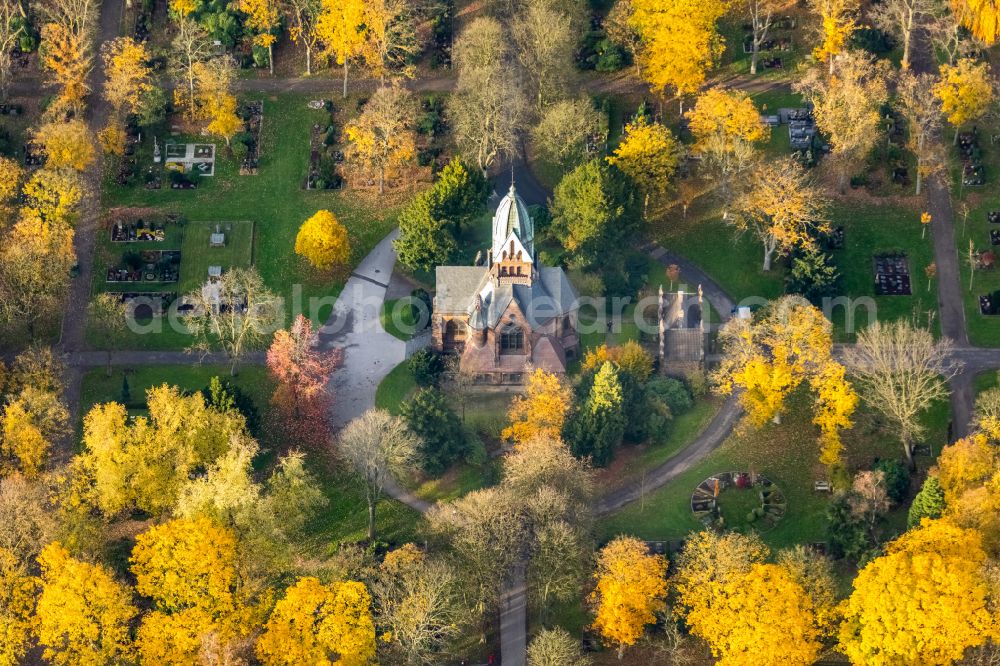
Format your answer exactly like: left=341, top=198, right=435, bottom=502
left=958, top=129, right=985, bottom=187
left=107, top=249, right=181, bottom=284
left=238, top=101, right=263, bottom=175
left=305, top=99, right=344, bottom=190
left=980, top=210, right=1000, bottom=315
left=742, top=15, right=797, bottom=70
left=114, top=124, right=143, bottom=185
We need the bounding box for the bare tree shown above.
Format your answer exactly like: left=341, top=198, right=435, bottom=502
left=531, top=97, right=607, bottom=169
left=283, top=0, right=322, bottom=75
left=169, top=17, right=214, bottom=118
left=869, top=0, right=936, bottom=71
left=372, top=545, right=467, bottom=664
left=0, top=0, right=24, bottom=100
left=185, top=267, right=282, bottom=376
left=449, top=17, right=527, bottom=171
left=845, top=320, right=961, bottom=468
left=513, top=1, right=575, bottom=109
left=337, top=408, right=418, bottom=541
left=896, top=71, right=943, bottom=195
left=927, top=4, right=979, bottom=65
left=848, top=469, right=890, bottom=537
left=746, top=0, right=777, bottom=75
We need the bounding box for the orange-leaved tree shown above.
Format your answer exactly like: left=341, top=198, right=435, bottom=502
left=266, top=314, right=343, bottom=448
left=256, top=577, right=376, bottom=665
left=839, top=518, right=996, bottom=664
left=503, top=368, right=574, bottom=445
left=35, top=542, right=137, bottom=666
left=590, top=535, right=668, bottom=659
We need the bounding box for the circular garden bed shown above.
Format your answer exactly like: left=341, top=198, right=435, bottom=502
left=690, top=471, right=786, bottom=532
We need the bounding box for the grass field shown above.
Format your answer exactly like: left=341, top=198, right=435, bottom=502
left=97, top=93, right=406, bottom=349
left=597, top=389, right=950, bottom=551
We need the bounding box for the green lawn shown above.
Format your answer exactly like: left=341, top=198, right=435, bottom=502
left=78, top=364, right=273, bottom=443
left=951, top=193, right=1000, bottom=346
left=96, top=93, right=405, bottom=349
left=648, top=198, right=938, bottom=340
left=375, top=361, right=418, bottom=414
left=597, top=389, right=950, bottom=551
left=975, top=370, right=999, bottom=395
left=380, top=297, right=428, bottom=341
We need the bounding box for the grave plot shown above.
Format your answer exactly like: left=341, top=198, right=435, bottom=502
left=958, top=130, right=985, bottom=187
left=988, top=211, right=1000, bottom=224
left=991, top=230, right=1000, bottom=246
left=164, top=142, right=216, bottom=178
left=690, top=471, right=786, bottom=532
left=822, top=225, right=845, bottom=250
left=304, top=100, right=343, bottom=190
left=874, top=254, right=912, bottom=295
left=106, top=250, right=181, bottom=284
left=108, top=209, right=176, bottom=242
left=238, top=100, right=263, bottom=175
left=23, top=140, right=43, bottom=166
left=787, top=107, right=816, bottom=150
left=981, top=289, right=1000, bottom=315
left=119, top=292, right=178, bottom=319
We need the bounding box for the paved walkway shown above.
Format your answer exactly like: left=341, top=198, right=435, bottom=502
left=320, top=229, right=413, bottom=429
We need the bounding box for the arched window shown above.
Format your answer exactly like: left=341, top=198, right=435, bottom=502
left=500, top=325, right=525, bottom=354
left=444, top=319, right=466, bottom=349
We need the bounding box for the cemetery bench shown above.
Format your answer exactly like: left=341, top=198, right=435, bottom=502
left=814, top=480, right=831, bottom=492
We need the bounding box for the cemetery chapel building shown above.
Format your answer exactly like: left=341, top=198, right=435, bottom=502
left=432, top=184, right=579, bottom=383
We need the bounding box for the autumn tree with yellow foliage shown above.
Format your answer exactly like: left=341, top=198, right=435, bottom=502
left=33, top=119, right=94, bottom=171
left=0, top=210, right=76, bottom=333
left=0, top=155, right=22, bottom=204
left=734, top=157, right=830, bottom=271
left=362, top=0, right=418, bottom=83
left=0, top=547, right=37, bottom=666
left=713, top=297, right=857, bottom=468
left=796, top=50, right=890, bottom=190
left=102, top=37, right=154, bottom=117
left=240, top=0, right=280, bottom=74
left=935, top=433, right=1000, bottom=553
left=590, top=535, right=668, bottom=659
left=933, top=57, right=995, bottom=142
left=295, top=209, right=351, bottom=272
left=810, top=0, right=859, bottom=74
left=77, top=385, right=247, bottom=516
left=316, top=0, right=367, bottom=98
left=606, top=119, right=681, bottom=217
left=39, top=23, right=91, bottom=117
left=839, top=519, right=996, bottom=664
left=686, top=87, right=769, bottom=194
left=628, top=0, right=729, bottom=101
left=0, top=387, right=70, bottom=477
left=34, top=542, right=137, bottom=666
left=21, top=168, right=84, bottom=225
left=256, top=577, right=376, bottom=666
left=689, top=563, right=824, bottom=665
left=503, top=368, right=573, bottom=445
left=581, top=341, right=654, bottom=382
left=344, top=84, right=416, bottom=193
left=951, top=0, right=1000, bottom=44
left=131, top=517, right=254, bottom=663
